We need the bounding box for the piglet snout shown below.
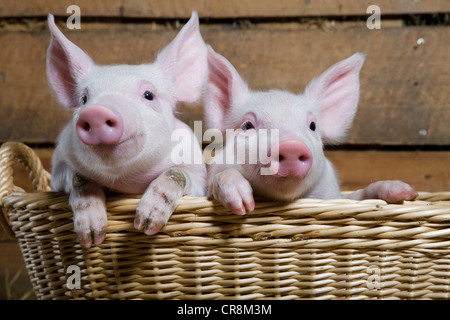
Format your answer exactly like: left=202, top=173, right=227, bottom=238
left=76, top=104, right=123, bottom=146
left=273, top=140, right=312, bottom=178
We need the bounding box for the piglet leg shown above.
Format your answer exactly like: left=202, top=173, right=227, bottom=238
left=70, top=174, right=108, bottom=248
left=135, top=167, right=192, bottom=235
left=209, top=169, right=255, bottom=215
left=346, top=180, right=418, bottom=203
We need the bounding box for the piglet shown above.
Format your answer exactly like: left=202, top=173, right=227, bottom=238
left=47, top=12, right=207, bottom=247
left=205, top=48, right=418, bottom=215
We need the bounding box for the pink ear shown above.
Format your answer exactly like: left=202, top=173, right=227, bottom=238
left=204, top=47, right=249, bottom=131
left=46, top=14, right=94, bottom=108
left=157, top=11, right=208, bottom=104
left=305, top=53, right=365, bottom=143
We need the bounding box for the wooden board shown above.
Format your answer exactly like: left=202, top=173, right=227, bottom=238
left=0, top=24, right=448, bottom=145
left=326, top=150, right=450, bottom=192
left=1, top=0, right=449, bottom=18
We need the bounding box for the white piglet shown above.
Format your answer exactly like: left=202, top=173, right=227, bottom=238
left=47, top=12, right=207, bottom=247
left=205, top=48, right=418, bottom=215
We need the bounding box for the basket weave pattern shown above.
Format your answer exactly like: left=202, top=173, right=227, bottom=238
left=1, top=142, right=450, bottom=300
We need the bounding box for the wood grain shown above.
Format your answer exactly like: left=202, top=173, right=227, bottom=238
left=326, top=150, right=450, bottom=192
left=0, top=24, right=448, bottom=145
left=1, top=0, right=449, bottom=18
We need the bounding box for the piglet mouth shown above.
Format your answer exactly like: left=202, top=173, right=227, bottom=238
left=116, top=134, right=140, bottom=146
left=260, top=159, right=312, bottom=179
left=91, top=133, right=144, bottom=154
left=121, top=132, right=146, bottom=146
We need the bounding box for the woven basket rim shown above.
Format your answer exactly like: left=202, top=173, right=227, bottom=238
left=4, top=190, right=450, bottom=253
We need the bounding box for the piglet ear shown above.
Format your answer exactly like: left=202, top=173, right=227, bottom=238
left=305, top=53, right=365, bottom=143
left=157, top=11, right=208, bottom=104
left=46, top=14, right=95, bottom=108
left=204, top=46, right=249, bottom=132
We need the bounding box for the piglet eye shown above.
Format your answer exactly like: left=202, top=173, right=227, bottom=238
left=144, top=91, right=154, bottom=101
left=81, top=95, right=87, bottom=105
left=242, top=121, right=255, bottom=131
left=309, top=121, right=316, bottom=131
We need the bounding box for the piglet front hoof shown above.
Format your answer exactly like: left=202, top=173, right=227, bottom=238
left=347, top=180, right=418, bottom=204
left=210, top=169, right=255, bottom=215
left=135, top=168, right=188, bottom=235
left=372, top=180, right=419, bottom=204
left=135, top=194, right=180, bottom=235
left=73, top=205, right=108, bottom=248
left=70, top=176, right=108, bottom=248
left=135, top=205, right=171, bottom=235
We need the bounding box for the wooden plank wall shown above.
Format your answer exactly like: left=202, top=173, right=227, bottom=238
left=0, top=0, right=449, bottom=299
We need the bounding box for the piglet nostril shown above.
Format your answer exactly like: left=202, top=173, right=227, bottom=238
left=80, top=122, right=91, bottom=132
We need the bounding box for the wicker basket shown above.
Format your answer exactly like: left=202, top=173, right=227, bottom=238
left=1, top=141, right=449, bottom=300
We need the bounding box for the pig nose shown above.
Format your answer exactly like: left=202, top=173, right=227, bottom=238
left=274, top=140, right=312, bottom=178
left=76, top=104, right=123, bottom=146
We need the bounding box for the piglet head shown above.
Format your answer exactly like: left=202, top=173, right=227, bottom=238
left=205, top=48, right=364, bottom=200
left=47, top=12, right=207, bottom=182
